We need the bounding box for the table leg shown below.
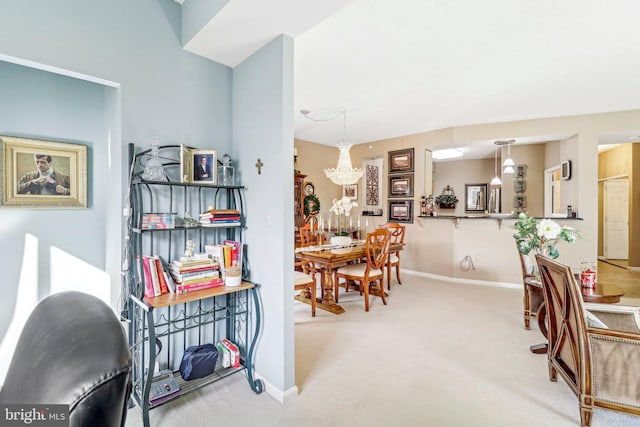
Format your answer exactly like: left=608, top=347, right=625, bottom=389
left=530, top=304, right=548, bottom=354
left=293, top=268, right=345, bottom=314
left=317, top=269, right=345, bottom=314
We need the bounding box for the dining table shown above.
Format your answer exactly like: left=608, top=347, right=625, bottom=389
left=295, top=241, right=403, bottom=314
left=527, top=275, right=624, bottom=354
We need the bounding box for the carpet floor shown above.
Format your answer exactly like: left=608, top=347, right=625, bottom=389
left=126, top=274, right=640, bottom=427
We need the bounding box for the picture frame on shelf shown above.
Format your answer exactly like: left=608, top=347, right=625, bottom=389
left=0, top=135, right=87, bottom=208
left=388, top=200, right=414, bottom=223
left=388, top=148, right=414, bottom=173
left=191, top=149, right=217, bottom=184
left=342, top=184, right=357, bottom=200
left=179, top=144, right=192, bottom=183
left=388, top=174, right=414, bottom=198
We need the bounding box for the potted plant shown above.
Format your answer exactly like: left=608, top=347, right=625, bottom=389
left=435, top=186, right=458, bottom=209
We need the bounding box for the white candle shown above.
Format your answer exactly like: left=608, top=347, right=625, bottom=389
left=349, top=216, right=353, bottom=228
left=365, top=217, right=369, bottom=228
left=294, top=148, right=298, bottom=156
left=357, top=216, right=361, bottom=228
left=328, top=215, right=332, bottom=232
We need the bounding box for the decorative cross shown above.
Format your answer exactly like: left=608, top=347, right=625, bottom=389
left=255, top=158, right=263, bottom=174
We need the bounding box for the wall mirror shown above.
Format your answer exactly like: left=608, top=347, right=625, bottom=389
left=465, top=183, right=487, bottom=212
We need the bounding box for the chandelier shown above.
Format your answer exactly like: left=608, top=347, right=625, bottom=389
left=301, top=109, right=363, bottom=185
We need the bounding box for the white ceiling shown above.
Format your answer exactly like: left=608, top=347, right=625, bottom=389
left=182, top=0, right=640, bottom=154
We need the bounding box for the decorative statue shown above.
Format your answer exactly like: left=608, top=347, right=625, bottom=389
left=184, top=240, right=195, bottom=258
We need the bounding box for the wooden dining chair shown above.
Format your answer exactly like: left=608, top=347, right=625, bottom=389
left=380, top=222, right=405, bottom=290
left=294, top=260, right=317, bottom=316
left=516, top=248, right=545, bottom=331
left=299, top=222, right=325, bottom=246
left=334, top=228, right=391, bottom=311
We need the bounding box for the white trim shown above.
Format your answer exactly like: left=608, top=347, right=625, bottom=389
left=401, top=268, right=521, bottom=290
left=598, top=173, right=628, bottom=182
left=0, top=53, right=120, bottom=88
left=254, top=372, right=299, bottom=403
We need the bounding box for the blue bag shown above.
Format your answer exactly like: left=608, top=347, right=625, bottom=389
left=179, top=343, right=218, bottom=380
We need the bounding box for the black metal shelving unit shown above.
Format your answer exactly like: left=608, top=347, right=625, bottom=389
left=123, top=144, right=263, bottom=427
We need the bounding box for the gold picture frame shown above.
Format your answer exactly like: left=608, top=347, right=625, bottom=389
left=0, top=135, right=87, bottom=209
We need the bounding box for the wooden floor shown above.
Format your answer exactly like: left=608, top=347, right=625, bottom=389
left=597, top=259, right=640, bottom=299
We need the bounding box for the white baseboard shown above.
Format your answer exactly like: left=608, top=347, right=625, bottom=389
left=254, top=372, right=299, bottom=403
left=401, top=268, right=521, bottom=290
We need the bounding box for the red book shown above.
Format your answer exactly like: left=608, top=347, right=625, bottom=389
left=141, top=256, right=155, bottom=298
left=175, top=278, right=224, bottom=294
left=153, top=256, right=169, bottom=295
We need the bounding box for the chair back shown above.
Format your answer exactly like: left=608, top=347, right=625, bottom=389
left=380, top=222, right=405, bottom=246
left=535, top=255, right=591, bottom=399
left=0, top=291, right=132, bottom=426
left=300, top=222, right=324, bottom=246
left=517, top=249, right=536, bottom=281
left=365, top=228, right=391, bottom=270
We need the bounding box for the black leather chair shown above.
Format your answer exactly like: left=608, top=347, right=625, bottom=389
left=0, top=291, right=132, bottom=426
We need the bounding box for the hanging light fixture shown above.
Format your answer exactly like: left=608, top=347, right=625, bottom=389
left=501, top=139, right=515, bottom=173
left=301, top=109, right=364, bottom=185
left=490, top=141, right=502, bottom=186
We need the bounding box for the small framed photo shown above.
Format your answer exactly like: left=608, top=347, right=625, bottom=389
left=388, top=174, right=414, bottom=198
left=342, top=184, right=358, bottom=200
left=388, top=200, right=414, bottom=223
left=191, top=150, right=217, bottom=184
left=465, top=183, right=487, bottom=212
left=0, top=135, right=87, bottom=208
left=388, top=148, right=414, bottom=174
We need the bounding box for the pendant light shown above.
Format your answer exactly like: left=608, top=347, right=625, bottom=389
left=490, top=142, right=502, bottom=186
left=502, top=139, right=515, bottom=174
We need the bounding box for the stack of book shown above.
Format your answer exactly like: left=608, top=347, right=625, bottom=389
left=199, top=209, right=241, bottom=227
left=168, top=255, right=223, bottom=294
left=141, top=213, right=176, bottom=230
left=141, top=255, right=174, bottom=298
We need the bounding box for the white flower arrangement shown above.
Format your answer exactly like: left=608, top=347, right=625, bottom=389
left=329, top=196, right=358, bottom=217
left=513, top=213, right=578, bottom=258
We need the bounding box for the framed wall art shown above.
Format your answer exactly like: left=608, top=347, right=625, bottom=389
left=464, top=183, right=487, bottom=212
left=388, top=174, right=414, bottom=198
left=191, top=149, right=217, bottom=184
left=362, top=157, right=383, bottom=214
left=0, top=135, right=87, bottom=209
left=342, top=184, right=358, bottom=200
left=388, top=148, right=414, bottom=173
left=388, top=200, right=414, bottom=223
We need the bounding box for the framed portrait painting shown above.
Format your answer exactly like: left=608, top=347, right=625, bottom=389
left=0, top=135, right=87, bottom=208
left=388, top=174, right=414, bottom=198
left=191, top=150, right=217, bottom=184
left=388, top=148, right=414, bottom=174
left=388, top=200, right=414, bottom=223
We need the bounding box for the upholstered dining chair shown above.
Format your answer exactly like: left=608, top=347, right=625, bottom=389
left=0, top=291, right=132, bottom=426
left=517, top=249, right=545, bottom=331
left=294, top=260, right=317, bottom=316
left=334, top=228, right=391, bottom=311
left=535, top=255, right=640, bottom=427
left=380, top=222, right=405, bottom=290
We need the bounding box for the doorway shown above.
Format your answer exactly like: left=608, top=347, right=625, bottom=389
left=603, top=178, right=629, bottom=260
